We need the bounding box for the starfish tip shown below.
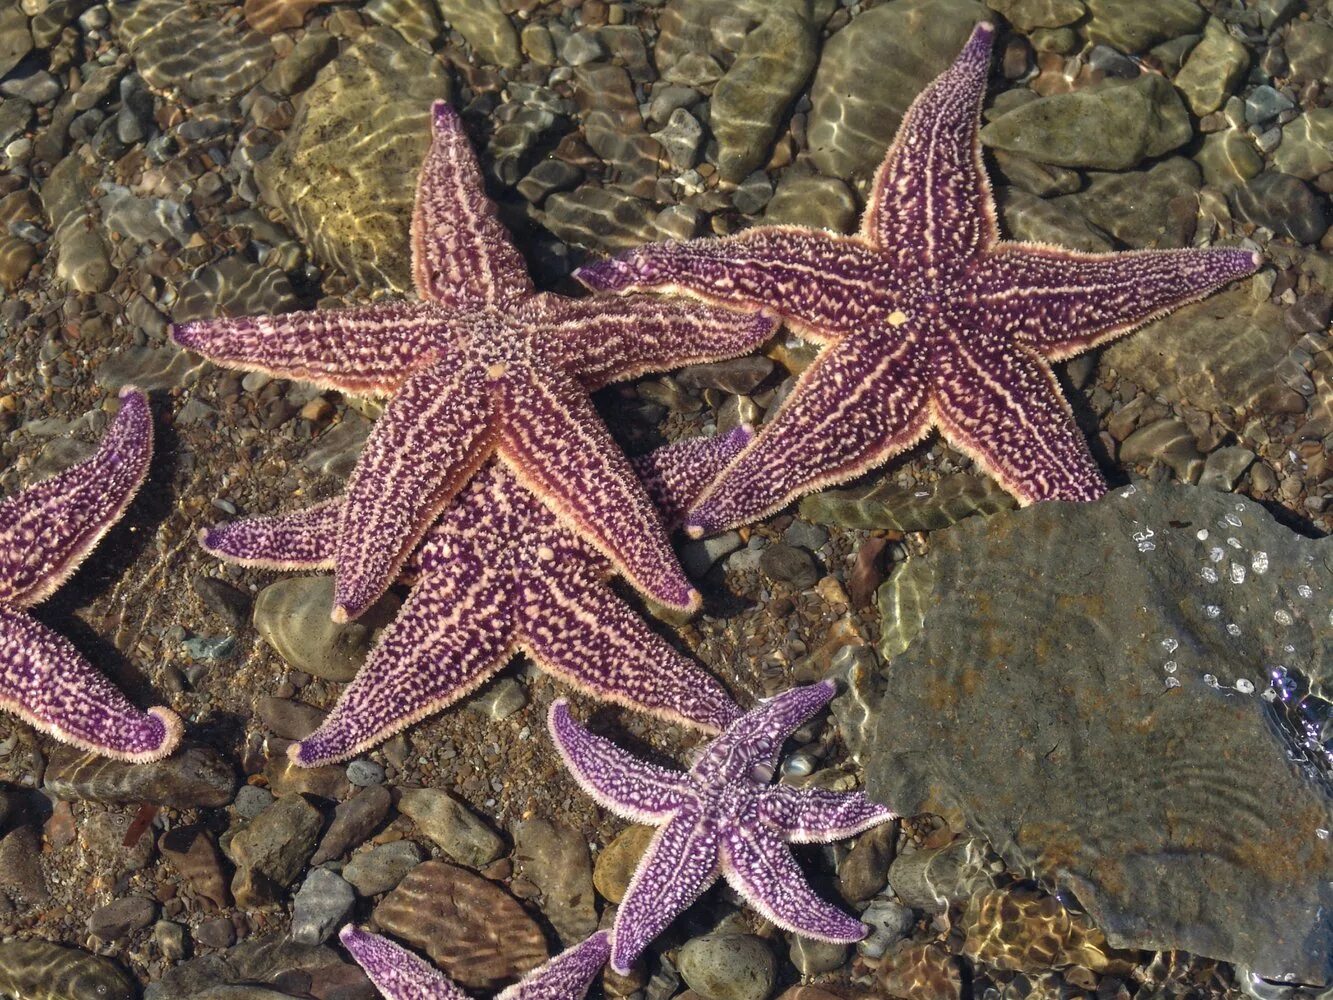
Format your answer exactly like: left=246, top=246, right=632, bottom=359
left=683, top=522, right=705, bottom=540
left=330, top=604, right=352, bottom=625
left=1249, top=251, right=1264, bottom=268
left=431, top=100, right=460, bottom=131
left=144, top=706, right=185, bottom=760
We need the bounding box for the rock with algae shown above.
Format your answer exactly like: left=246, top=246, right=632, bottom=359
left=837, top=481, right=1333, bottom=983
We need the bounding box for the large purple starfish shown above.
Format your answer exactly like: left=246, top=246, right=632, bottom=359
left=340, top=926, right=610, bottom=1000
left=578, top=22, right=1260, bottom=535
left=173, top=101, right=775, bottom=620
left=549, top=680, right=894, bottom=973
left=201, top=430, right=750, bottom=766
left=0, top=387, right=182, bottom=761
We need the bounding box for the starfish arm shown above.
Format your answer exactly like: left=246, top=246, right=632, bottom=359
left=864, top=22, right=999, bottom=261
left=719, top=824, right=867, bottom=943
left=0, top=608, right=182, bottom=762
left=413, top=102, right=535, bottom=307
left=528, top=293, right=778, bottom=390
left=692, top=681, right=836, bottom=784
left=497, top=931, right=611, bottom=1000
left=0, top=387, right=151, bottom=610
left=199, top=498, right=340, bottom=571
left=630, top=426, right=753, bottom=529
left=292, top=565, right=516, bottom=767
left=685, top=330, right=931, bottom=537
left=546, top=700, right=689, bottom=822
left=611, top=814, right=721, bottom=975
left=932, top=342, right=1107, bottom=503
left=171, top=301, right=444, bottom=397
left=575, top=229, right=889, bottom=344
left=758, top=784, right=896, bottom=844
left=971, top=244, right=1262, bottom=362
left=339, top=926, right=469, bottom=1000
left=497, top=373, right=698, bottom=614
left=334, top=357, right=495, bottom=622
left=522, top=571, right=742, bottom=733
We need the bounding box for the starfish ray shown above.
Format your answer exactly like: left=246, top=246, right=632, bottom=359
left=576, top=22, right=1261, bottom=535
left=340, top=926, right=610, bottom=1000
left=172, top=101, right=776, bottom=620
left=0, top=386, right=183, bottom=761
left=201, top=430, right=751, bottom=766
left=548, top=680, right=894, bottom=974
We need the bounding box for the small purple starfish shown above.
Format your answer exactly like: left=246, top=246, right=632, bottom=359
left=202, top=430, right=750, bottom=766
left=0, top=387, right=182, bottom=761
left=577, top=22, right=1260, bottom=535
left=549, top=680, right=894, bottom=974
left=340, top=926, right=610, bottom=1000
left=173, top=101, right=775, bottom=621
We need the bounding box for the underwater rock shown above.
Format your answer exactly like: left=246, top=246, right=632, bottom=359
left=807, top=0, right=987, bottom=182
left=1103, top=282, right=1291, bottom=427
left=837, top=480, right=1333, bottom=983
left=373, top=860, right=549, bottom=989
left=255, top=27, right=450, bottom=292
left=0, top=939, right=136, bottom=1000
left=980, top=74, right=1192, bottom=170
left=800, top=473, right=1015, bottom=531
left=113, top=0, right=273, bottom=101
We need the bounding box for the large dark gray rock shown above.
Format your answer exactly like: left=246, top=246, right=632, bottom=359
left=837, top=481, right=1333, bottom=983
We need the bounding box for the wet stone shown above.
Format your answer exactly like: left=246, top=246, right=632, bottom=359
left=0, top=234, right=36, bottom=291
left=113, top=0, right=273, bottom=100
left=1119, top=417, right=1204, bottom=483
left=0, top=7, right=32, bottom=79
left=887, top=837, right=996, bottom=913
left=710, top=7, right=817, bottom=182
left=0, top=939, right=136, bottom=1000
left=593, top=824, right=654, bottom=903
left=255, top=27, right=450, bottom=293
left=311, top=783, right=391, bottom=866
left=652, top=107, right=704, bottom=171
left=1233, top=172, right=1330, bottom=246
left=837, top=481, right=1333, bottom=981
left=253, top=575, right=401, bottom=682
left=87, top=896, right=157, bottom=942
left=1173, top=17, right=1248, bottom=116
left=1071, top=157, right=1200, bottom=248
left=346, top=758, right=385, bottom=786
left=229, top=793, right=324, bottom=891
left=984, top=0, right=1084, bottom=31
left=343, top=838, right=423, bottom=896
left=0, top=825, right=47, bottom=905
left=998, top=186, right=1113, bottom=252
left=859, top=897, right=916, bottom=958
left=1273, top=110, right=1333, bottom=182
left=980, top=74, right=1192, bottom=170
left=398, top=786, right=505, bottom=867
left=145, top=935, right=343, bottom=998
left=291, top=868, right=355, bottom=945
left=436, top=0, right=520, bottom=66
left=45, top=744, right=237, bottom=808
left=540, top=185, right=661, bottom=252
left=257, top=696, right=326, bottom=740
left=1194, top=129, right=1262, bottom=190
left=802, top=473, right=1015, bottom=531
left=1083, top=0, right=1205, bottom=52
left=1285, top=19, right=1333, bottom=87
left=1103, top=283, right=1290, bottom=426
left=760, top=541, right=820, bottom=590
left=765, top=174, right=859, bottom=233
left=160, top=824, right=231, bottom=911
left=789, top=936, right=848, bottom=977
left=374, top=860, right=549, bottom=989
left=679, top=933, right=776, bottom=1000
left=874, top=941, right=963, bottom=1000
left=513, top=818, right=598, bottom=946
left=807, top=0, right=987, bottom=182
left=1198, top=446, right=1255, bottom=492
left=962, top=886, right=1112, bottom=973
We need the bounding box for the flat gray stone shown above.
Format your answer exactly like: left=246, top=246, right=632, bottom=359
left=113, top=0, right=272, bottom=100
left=1083, top=0, right=1205, bottom=52
left=398, top=786, right=504, bottom=867
left=252, top=575, right=400, bottom=682
left=837, top=481, right=1333, bottom=982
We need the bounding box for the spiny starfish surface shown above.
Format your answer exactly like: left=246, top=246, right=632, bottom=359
left=577, top=22, right=1261, bottom=535
left=202, top=430, right=751, bottom=766
left=340, top=926, right=610, bottom=1000
left=0, top=387, right=182, bottom=761
left=549, top=680, right=894, bottom=973
left=172, top=101, right=775, bottom=620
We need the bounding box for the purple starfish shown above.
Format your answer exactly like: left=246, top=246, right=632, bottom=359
left=340, top=926, right=610, bottom=1000
left=549, top=680, right=894, bottom=973
left=0, top=386, right=183, bottom=761
left=173, top=101, right=775, bottom=620
left=201, top=430, right=750, bottom=766
left=577, top=22, right=1260, bottom=535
